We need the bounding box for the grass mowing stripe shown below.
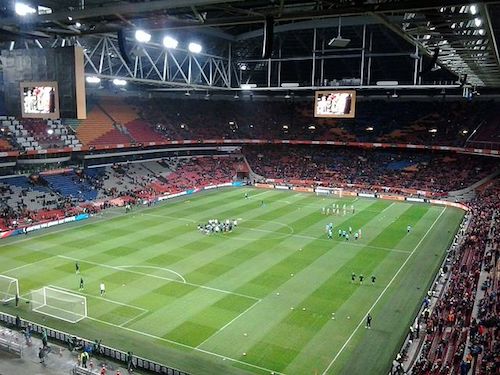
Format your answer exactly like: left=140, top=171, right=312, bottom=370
left=336, top=207, right=463, bottom=375
left=238, top=205, right=427, bottom=371
left=0, top=189, right=463, bottom=375
left=201, top=202, right=414, bottom=366
left=321, top=207, right=446, bottom=375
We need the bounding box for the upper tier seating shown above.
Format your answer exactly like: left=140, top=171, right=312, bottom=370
left=77, top=104, right=130, bottom=146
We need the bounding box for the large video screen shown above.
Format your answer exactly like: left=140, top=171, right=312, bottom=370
left=2, top=47, right=86, bottom=119
left=314, top=90, right=356, bottom=118
left=20, top=82, right=60, bottom=119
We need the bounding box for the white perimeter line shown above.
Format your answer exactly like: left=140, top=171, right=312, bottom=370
left=321, top=206, right=447, bottom=375
left=48, top=285, right=148, bottom=312
left=116, top=265, right=187, bottom=283
left=57, top=255, right=260, bottom=302
left=1, top=256, right=57, bottom=274
left=196, top=299, right=262, bottom=349
left=86, top=315, right=286, bottom=375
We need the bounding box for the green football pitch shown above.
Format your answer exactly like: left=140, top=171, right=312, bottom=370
left=0, top=188, right=464, bottom=375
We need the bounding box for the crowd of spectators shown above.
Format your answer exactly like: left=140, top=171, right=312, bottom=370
left=132, top=98, right=499, bottom=148
left=244, top=146, right=498, bottom=194
left=410, top=180, right=499, bottom=375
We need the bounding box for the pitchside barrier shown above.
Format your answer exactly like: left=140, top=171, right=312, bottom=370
left=0, top=312, right=190, bottom=375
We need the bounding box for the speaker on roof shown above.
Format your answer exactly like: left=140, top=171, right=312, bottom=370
left=262, top=16, right=274, bottom=59
left=117, top=30, right=131, bottom=65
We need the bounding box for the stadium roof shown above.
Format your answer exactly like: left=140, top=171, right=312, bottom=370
left=1, top=0, right=500, bottom=90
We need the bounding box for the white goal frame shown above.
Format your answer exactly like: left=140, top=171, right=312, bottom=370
left=0, top=275, right=19, bottom=303
left=315, top=187, right=343, bottom=198
left=31, top=286, right=87, bottom=323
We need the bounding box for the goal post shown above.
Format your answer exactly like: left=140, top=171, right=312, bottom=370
left=0, top=275, right=19, bottom=303
left=31, top=286, right=87, bottom=323
left=315, top=187, right=343, bottom=198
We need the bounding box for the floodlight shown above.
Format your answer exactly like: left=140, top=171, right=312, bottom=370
left=188, top=42, right=202, bottom=53
left=163, top=36, right=178, bottom=49
left=112, top=79, right=127, bottom=86
left=47, top=129, right=54, bottom=135
left=135, top=30, right=151, bottom=43
left=15, top=2, right=36, bottom=16
left=86, top=76, right=101, bottom=84
left=470, top=4, right=478, bottom=15
left=474, top=18, right=482, bottom=27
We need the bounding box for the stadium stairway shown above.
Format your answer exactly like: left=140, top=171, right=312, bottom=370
left=447, top=168, right=500, bottom=201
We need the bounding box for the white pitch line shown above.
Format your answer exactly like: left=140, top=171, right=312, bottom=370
left=381, top=202, right=396, bottom=213
left=86, top=315, right=286, bottom=375
left=57, top=255, right=260, bottom=302
left=118, top=309, right=150, bottom=327
left=196, top=299, right=262, bottom=349
left=142, top=214, right=196, bottom=223
left=116, top=265, right=187, bottom=283
left=48, top=285, right=147, bottom=312
left=233, top=226, right=410, bottom=254
left=1, top=255, right=57, bottom=274
left=321, top=207, right=447, bottom=375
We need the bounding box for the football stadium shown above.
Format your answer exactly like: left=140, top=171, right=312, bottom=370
left=0, top=2, right=498, bottom=375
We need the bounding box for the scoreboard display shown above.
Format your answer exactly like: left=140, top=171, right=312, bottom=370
left=1, top=46, right=86, bottom=119
left=314, top=90, right=356, bottom=118
left=21, top=82, right=60, bottom=119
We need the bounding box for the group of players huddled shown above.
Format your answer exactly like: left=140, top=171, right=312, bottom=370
left=322, top=203, right=355, bottom=216
left=198, top=219, right=238, bottom=235
left=325, top=222, right=362, bottom=241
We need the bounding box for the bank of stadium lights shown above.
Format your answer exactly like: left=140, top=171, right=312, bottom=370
left=112, top=78, right=127, bottom=86
left=135, top=30, right=151, bottom=43
left=163, top=36, right=178, bottom=49
left=15, top=2, right=36, bottom=16
left=188, top=42, right=202, bottom=54
left=86, top=76, right=101, bottom=84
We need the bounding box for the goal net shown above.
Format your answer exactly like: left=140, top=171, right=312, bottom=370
left=0, top=275, right=19, bottom=303
left=315, top=187, right=343, bottom=198
left=31, top=287, right=87, bottom=323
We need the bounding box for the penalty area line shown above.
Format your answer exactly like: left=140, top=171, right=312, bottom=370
left=196, top=299, right=262, bottom=349
left=47, top=285, right=148, bottom=312
left=321, top=207, right=447, bottom=375
left=86, top=315, right=286, bottom=375
left=116, top=265, right=187, bottom=284
left=57, top=255, right=260, bottom=302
